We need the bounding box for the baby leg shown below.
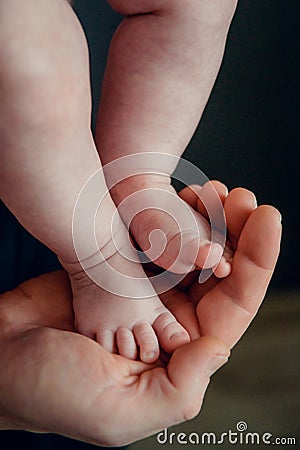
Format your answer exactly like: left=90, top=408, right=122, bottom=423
left=0, top=0, right=189, bottom=362
left=96, top=0, right=238, bottom=275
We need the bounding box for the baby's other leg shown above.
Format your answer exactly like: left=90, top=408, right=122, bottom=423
left=0, top=0, right=96, bottom=259
left=96, top=0, right=238, bottom=275
left=0, top=0, right=189, bottom=362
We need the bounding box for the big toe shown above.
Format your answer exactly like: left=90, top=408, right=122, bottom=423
left=153, top=312, right=190, bottom=354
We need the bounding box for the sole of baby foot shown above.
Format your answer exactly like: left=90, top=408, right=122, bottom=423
left=113, top=181, right=230, bottom=274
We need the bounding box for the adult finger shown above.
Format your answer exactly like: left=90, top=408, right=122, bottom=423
left=179, top=181, right=228, bottom=220
left=197, top=205, right=282, bottom=348
left=224, top=187, right=257, bottom=250
left=125, top=336, right=229, bottom=443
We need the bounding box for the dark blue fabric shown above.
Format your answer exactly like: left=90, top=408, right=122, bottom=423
left=0, top=201, right=61, bottom=294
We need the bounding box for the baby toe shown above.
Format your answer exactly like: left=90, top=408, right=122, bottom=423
left=153, top=312, right=190, bottom=354
left=195, top=242, right=224, bottom=269
left=116, top=327, right=138, bottom=360
left=213, top=257, right=232, bottom=278
left=133, top=322, right=159, bottom=363
left=96, top=328, right=116, bottom=353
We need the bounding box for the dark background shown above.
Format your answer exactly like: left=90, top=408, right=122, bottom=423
left=74, top=0, right=300, bottom=290
left=1, top=0, right=299, bottom=293
left=0, top=1, right=299, bottom=449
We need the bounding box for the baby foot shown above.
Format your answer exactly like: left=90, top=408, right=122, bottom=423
left=111, top=175, right=232, bottom=278
left=61, top=194, right=190, bottom=364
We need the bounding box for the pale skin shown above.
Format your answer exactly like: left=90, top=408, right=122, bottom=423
left=97, top=0, right=238, bottom=274
left=0, top=189, right=282, bottom=446
left=0, top=0, right=237, bottom=361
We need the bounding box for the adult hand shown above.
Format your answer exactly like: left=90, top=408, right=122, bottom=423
left=0, top=271, right=228, bottom=447
left=0, top=186, right=281, bottom=447
left=160, top=184, right=282, bottom=349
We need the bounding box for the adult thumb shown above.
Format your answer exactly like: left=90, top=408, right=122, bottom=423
left=167, top=336, right=230, bottom=421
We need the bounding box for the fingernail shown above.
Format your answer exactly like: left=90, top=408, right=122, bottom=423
left=252, top=194, right=257, bottom=208
left=206, top=355, right=228, bottom=377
